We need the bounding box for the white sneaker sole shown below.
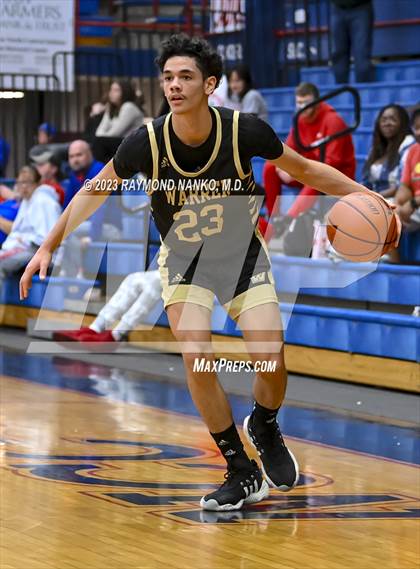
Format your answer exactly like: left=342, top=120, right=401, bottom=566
left=243, top=415, right=300, bottom=491
left=200, top=479, right=269, bottom=511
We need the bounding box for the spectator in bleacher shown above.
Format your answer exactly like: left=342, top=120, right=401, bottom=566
left=37, top=123, right=57, bottom=145
left=225, top=65, right=268, bottom=122
left=0, top=133, right=10, bottom=178
left=395, top=108, right=420, bottom=233
left=53, top=270, right=162, bottom=347
left=65, top=140, right=104, bottom=208
left=330, top=0, right=374, bottom=84
left=0, top=165, right=61, bottom=284
left=95, top=80, right=144, bottom=138
left=59, top=140, right=121, bottom=278
left=94, top=81, right=144, bottom=163
left=362, top=104, right=415, bottom=198
left=263, top=82, right=355, bottom=234
left=31, top=151, right=65, bottom=207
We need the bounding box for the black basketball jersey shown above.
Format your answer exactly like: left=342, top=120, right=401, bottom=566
left=145, top=106, right=263, bottom=260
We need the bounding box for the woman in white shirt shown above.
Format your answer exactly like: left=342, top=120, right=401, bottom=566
left=95, top=80, right=144, bottom=138
left=362, top=104, right=415, bottom=198
left=225, top=64, right=268, bottom=122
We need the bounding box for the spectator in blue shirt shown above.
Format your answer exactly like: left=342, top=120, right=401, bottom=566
left=0, top=196, right=19, bottom=245
left=0, top=135, right=10, bottom=178
left=59, top=140, right=122, bottom=277
left=64, top=140, right=104, bottom=208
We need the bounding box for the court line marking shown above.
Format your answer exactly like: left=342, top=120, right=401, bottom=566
left=2, top=373, right=419, bottom=469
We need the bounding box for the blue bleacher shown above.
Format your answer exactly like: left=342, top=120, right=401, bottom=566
left=116, top=0, right=202, bottom=5
left=271, top=256, right=420, bottom=306
left=301, top=60, right=420, bottom=85
left=269, top=103, right=390, bottom=132
left=79, top=0, right=100, bottom=15
left=1, top=275, right=97, bottom=311
left=144, top=297, right=419, bottom=362
left=282, top=303, right=419, bottom=362
left=84, top=242, right=146, bottom=276
left=261, top=80, right=420, bottom=109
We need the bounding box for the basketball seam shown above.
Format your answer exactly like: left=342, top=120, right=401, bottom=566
left=331, top=199, right=382, bottom=243
left=368, top=193, right=390, bottom=234
left=326, top=220, right=384, bottom=246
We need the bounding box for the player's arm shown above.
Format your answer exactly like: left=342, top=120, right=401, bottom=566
left=272, top=144, right=373, bottom=198
left=19, top=160, right=121, bottom=299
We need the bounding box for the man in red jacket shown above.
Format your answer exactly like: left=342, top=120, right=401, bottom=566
left=263, top=82, right=356, bottom=234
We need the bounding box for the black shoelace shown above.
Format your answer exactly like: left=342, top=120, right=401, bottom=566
left=222, top=467, right=255, bottom=488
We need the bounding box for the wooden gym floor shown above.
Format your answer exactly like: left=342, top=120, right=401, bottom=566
left=0, top=349, right=419, bottom=569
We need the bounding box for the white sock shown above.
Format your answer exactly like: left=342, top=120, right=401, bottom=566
left=89, top=316, right=106, bottom=334
left=111, top=330, right=123, bottom=341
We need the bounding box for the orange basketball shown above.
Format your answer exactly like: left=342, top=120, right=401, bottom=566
left=326, top=192, right=398, bottom=262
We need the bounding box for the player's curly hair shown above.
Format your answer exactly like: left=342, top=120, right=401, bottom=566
left=156, top=34, right=223, bottom=88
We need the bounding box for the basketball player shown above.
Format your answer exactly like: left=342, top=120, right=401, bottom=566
left=19, top=35, right=398, bottom=511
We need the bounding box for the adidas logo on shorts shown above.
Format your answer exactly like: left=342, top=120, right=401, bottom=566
left=251, top=272, right=266, bottom=285
left=171, top=273, right=186, bottom=284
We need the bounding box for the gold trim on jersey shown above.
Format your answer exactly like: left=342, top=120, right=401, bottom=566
left=147, top=122, right=159, bottom=185
left=233, top=110, right=252, bottom=180
left=254, top=227, right=275, bottom=286
left=157, top=241, right=170, bottom=302
left=163, top=107, right=222, bottom=177
left=164, top=284, right=215, bottom=311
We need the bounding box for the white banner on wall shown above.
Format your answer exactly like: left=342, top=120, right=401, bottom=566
left=0, top=0, right=75, bottom=91
left=210, top=0, right=246, bottom=34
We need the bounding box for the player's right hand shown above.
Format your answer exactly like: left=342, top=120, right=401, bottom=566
left=19, top=248, right=52, bottom=300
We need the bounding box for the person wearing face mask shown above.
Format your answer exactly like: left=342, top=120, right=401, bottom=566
left=262, top=82, right=355, bottom=234
left=362, top=105, right=415, bottom=199
left=0, top=165, right=61, bottom=286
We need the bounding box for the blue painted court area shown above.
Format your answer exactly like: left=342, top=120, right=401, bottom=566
left=0, top=349, right=418, bottom=465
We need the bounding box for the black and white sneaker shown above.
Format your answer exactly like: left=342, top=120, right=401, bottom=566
left=200, top=460, right=269, bottom=511
left=243, top=414, right=299, bottom=491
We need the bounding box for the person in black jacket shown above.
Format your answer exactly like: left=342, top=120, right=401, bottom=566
left=330, top=0, right=374, bottom=84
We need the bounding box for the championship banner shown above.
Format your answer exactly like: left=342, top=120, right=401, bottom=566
left=0, top=0, right=75, bottom=91
left=209, top=0, right=246, bottom=34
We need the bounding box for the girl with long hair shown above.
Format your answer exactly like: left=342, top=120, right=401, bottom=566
left=225, top=64, right=268, bottom=122
left=95, top=80, right=144, bottom=138
left=362, top=104, right=414, bottom=198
